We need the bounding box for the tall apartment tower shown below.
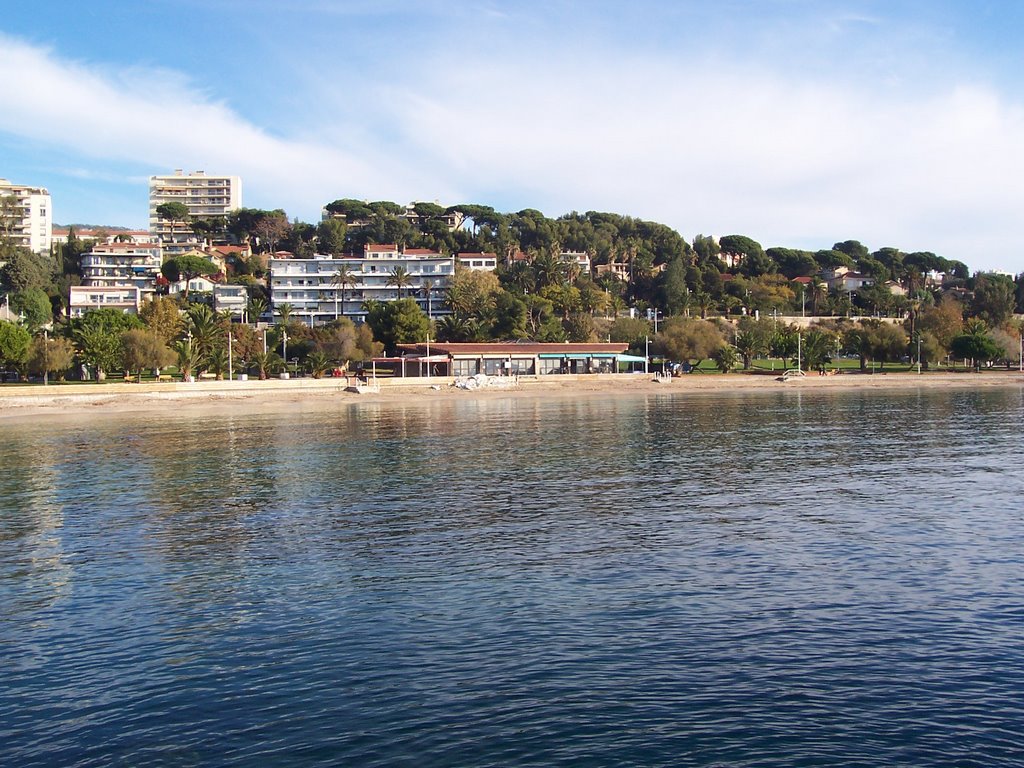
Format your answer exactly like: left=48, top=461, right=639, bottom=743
left=148, top=170, right=241, bottom=248
left=0, top=178, right=52, bottom=255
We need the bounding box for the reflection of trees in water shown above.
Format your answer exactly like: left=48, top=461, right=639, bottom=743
left=0, top=432, right=71, bottom=619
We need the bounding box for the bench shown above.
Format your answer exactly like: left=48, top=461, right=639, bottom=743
left=158, top=374, right=174, bottom=382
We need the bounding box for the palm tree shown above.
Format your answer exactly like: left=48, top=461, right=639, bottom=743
left=386, top=266, right=414, bottom=298
left=275, top=302, right=294, bottom=327
left=186, top=304, right=219, bottom=362
left=331, top=264, right=359, bottom=320
left=174, top=339, right=203, bottom=381
left=532, top=252, right=563, bottom=289
left=421, top=278, right=435, bottom=321
left=246, top=296, right=268, bottom=325
left=305, top=350, right=331, bottom=379
left=809, top=278, right=828, bottom=316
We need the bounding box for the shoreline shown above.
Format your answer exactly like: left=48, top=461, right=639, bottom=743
left=1, top=371, right=1022, bottom=422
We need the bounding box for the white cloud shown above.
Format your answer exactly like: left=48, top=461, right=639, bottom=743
left=2, top=24, right=1024, bottom=271
left=0, top=34, right=455, bottom=219
left=376, top=46, right=1024, bottom=269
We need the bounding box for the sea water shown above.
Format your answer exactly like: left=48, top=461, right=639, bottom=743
left=2, top=387, right=1024, bottom=767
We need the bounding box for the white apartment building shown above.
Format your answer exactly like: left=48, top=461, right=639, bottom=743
left=0, top=178, right=52, bottom=255
left=80, top=242, right=163, bottom=298
left=69, top=286, right=142, bottom=318
left=269, top=244, right=456, bottom=325
left=149, top=170, right=241, bottom=250
left=559, top=250, right=592, bottom=275
left=457, top=252, right=498, bottom=271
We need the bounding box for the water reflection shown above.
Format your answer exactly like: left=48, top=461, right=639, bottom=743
left=2, top=386, right=1024, bottom=767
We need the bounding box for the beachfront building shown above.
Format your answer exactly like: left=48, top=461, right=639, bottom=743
left=0, top=178, right=52, bottom=255
left=69, top=286, right=142, bottom=318
left=149, top=170, right=241, bottom=251
left=269, top=245, right=456, bottom=326
left=391, top=342, right=634, bottom=378
left=80, top=242, right=164, bottom=299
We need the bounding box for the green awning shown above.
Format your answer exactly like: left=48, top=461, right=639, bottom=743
left=616, top=354, right=648, bottom=363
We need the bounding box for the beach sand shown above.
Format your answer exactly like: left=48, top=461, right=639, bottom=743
left=1, top=370, right=1021, bottom=423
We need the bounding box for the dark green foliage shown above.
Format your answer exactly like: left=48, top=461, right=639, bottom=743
left=951, top=329, right=1004, bottom=369
left=0, top=248, right=52, bottom=292
left=363, top=299, right=429, bottom=352
left=970, top=274, right=1015, bottom=327
left=11, top=288, right=52, bottom=329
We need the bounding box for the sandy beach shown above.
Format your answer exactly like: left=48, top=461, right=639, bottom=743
left=1, top=370, right=1021, bottom=422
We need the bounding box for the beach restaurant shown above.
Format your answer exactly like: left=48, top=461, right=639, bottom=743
left=371, top=342, right=642, bottom=377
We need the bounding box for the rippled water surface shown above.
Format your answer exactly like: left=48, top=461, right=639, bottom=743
left=3, top=387, right=1024, bottom=766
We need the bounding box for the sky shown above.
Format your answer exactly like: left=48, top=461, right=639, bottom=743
left=2, top=0, right=1024, bottom=272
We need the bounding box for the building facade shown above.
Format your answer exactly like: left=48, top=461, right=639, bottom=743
left=149, top=170, right=241, bottom=250
left=69, top=286, right=142, bottom=318
left=80, top=243, right=164, bottom=299
left=0, top=178, right=52, bottom=255
left=269, top=245, right=456, bottom=325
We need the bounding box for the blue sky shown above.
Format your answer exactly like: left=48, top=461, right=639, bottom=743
left=2, top=1, right=1024, bottom=271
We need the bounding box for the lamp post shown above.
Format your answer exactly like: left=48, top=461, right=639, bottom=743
left=228, top=327, right=233, bottom=381
left=917, top=333, right=922, bottom=375
left=644, top=335, right=650, bottom=374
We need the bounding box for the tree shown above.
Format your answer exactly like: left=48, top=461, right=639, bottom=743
left=69, top=308, right=143, bottom=378
left=712, top=344, right=739, bottom=373
left=656, top=318, right=724, bottom=370
left=446, top=268, right=502, bottom=320
left=873, top=323, right=907, bottom=369
left=734, top=317, right=774, bottom=369
left=951, top=328, right=1004, bottom=370
left=27, top=335, right=75, bottom=380
left=363, top=298, right=430, bottom=352
left=11, top=288, right=52, bottom=330
left=314, top=318, right=359, bottom=363
left=251, top=210, right=291, bottom=254
left=140, top=296, right=184, bottom=344
left=385, top=265, right=414, bottom=299
left=490, top=291, right=529, bottom=340
left=970, top=274, right=1015, bottom=327
left=316, top=218, right=348, bottom=255
left=156, top=201, right=190, bottom=243
left=801, top=328, right=837, bottom=372
left=330, top=264, right=359, bottom=320
left=174, top=338, right=203, bottom=381
left=0, top=320, right=31, bottom=375
left=0, top=248, right=52, bottom=293
left=121, top=329, right=175, bottom=380
left=719, top=235, right=764, bottom=262
left=564, top=311, right=595, bottom=342
left=161, top=254, right=218, bottom=298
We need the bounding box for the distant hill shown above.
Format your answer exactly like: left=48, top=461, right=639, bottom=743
left=54, top=224, right=135, bottom=231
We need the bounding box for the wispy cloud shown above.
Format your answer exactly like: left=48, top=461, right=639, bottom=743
left=0, top=33, right=454, bottom=216
left=2, top=9, right=1024, bottom=270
